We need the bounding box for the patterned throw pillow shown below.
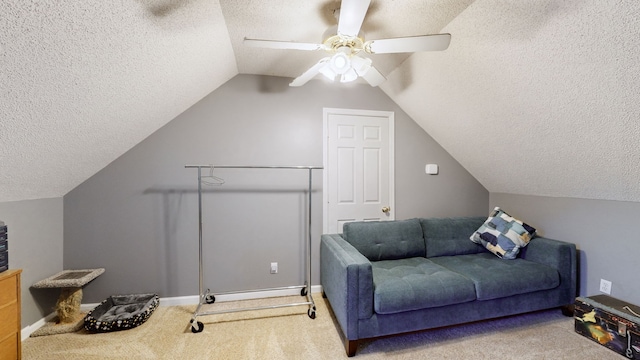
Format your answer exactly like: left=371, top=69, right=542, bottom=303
left=470, top=207, right=536, bottom=259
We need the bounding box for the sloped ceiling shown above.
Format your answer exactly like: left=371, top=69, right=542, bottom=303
left=1, top=0, right=639, bottom=203
left=0, top=0, right=237, bottom=202
left=381, top=0, right=640, bottom=202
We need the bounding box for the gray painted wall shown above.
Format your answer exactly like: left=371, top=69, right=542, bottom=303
left=0, top=197, right=63, bottom=327
left=490, top=193, right=640, bottom=305
left=64, top=74, right=488, bottom=303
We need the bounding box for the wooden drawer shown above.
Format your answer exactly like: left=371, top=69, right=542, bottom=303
left=0, top=332, right=18, bottom=360
left=0, top=273, right=17, bottom=304
left=0, top=301, right=18, bottom=339
left=0, top=270, right=21, bottom=360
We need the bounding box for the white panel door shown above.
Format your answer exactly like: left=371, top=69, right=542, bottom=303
left=323, top=108, right=394, bottom=234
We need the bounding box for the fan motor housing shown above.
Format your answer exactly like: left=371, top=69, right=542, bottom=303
left=322, top=25, right=365, bottom=54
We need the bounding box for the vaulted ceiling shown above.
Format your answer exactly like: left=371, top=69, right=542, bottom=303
left=1, top=0, right=639, bottom=203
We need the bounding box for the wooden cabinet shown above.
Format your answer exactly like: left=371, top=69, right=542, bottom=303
left=0, top=269, right=21, bottom=360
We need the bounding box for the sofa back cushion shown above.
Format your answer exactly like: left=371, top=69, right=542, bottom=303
left=343, top=219, right=425, bottom=261
left=420, top=217, right=488, bottom=258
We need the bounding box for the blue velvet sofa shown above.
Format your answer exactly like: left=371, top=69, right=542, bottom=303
left=320, top=217, right=577, bottom=356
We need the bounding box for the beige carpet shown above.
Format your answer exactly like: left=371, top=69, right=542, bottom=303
left=22, top=294, right=621, bottom=359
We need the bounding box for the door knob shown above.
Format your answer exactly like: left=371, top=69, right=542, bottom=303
left=382, top=206, right=390, bottom=213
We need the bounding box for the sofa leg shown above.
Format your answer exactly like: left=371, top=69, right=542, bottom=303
left=345, top=339, right=358, bottom=357
left=561, top=304, right=574, bottom=317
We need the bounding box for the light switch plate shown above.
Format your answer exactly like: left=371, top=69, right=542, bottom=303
left=425, top=164, right=439, bottom=175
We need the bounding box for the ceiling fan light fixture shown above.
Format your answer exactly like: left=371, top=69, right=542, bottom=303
left=319, top=64, right=337, bottom=81
left=340, top=68, right=358, bottom=83
left=329, top=51, right=351, bottom=75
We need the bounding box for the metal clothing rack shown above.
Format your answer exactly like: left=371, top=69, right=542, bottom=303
left=184, top=165, right=323, bottom=333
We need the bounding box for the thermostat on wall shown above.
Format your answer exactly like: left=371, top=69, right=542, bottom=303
left=425, top=164, right=439, bottom=175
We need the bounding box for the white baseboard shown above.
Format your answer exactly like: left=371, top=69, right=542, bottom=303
left=21, top=312, right=56, bottom=340
left=23, top=285, right=323, bottom=340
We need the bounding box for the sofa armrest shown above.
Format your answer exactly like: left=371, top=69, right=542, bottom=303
left=320, top=234, right=374, bottom=340
left=520, top=236, right=577, bottom=304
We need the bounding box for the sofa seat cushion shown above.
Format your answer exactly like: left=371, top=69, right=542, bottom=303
left=430, top=253, right=560, bottom=300
left=371, top=257, right=477, bottom=314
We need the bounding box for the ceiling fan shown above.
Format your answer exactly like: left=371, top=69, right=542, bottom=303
left=243, top=0, right=451, bottom=87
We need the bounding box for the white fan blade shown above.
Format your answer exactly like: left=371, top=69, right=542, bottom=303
left=360, top=65, right=386, bottom=87
left=367, top=34, right=451, bottom=54
left=337, top=0, right=371, bottom=37
left=244, top=38, right=324, bottom=51
left=290, top=58, right=330, bottom=87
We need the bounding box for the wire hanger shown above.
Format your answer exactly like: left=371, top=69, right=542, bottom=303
left=201, top=165, right=225, bottom=186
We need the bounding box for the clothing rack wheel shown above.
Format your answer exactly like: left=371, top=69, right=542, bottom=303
left=190, top=319, right=204, bottom=333
left=204, top=294, right=215, bottom=304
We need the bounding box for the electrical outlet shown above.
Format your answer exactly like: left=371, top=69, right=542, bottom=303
left=270, top=262, right=278, bottom=274
left=600, top=279, right=612, bottom=294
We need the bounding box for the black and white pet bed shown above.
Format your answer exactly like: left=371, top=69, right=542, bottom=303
left=84, top=293, right=159, bottom=332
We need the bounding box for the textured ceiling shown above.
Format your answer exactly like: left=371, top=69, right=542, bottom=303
left=1, top=0, right=639, bottom=203
left=381, top=0, right=640, bottom=202
left=0, top=0, right=236, bottom=202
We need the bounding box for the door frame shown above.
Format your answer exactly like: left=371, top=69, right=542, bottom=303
left=322, top=107, right=395, bottom=234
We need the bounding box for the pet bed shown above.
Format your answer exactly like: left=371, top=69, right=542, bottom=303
left=84, top=293, right=159, bottom=332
